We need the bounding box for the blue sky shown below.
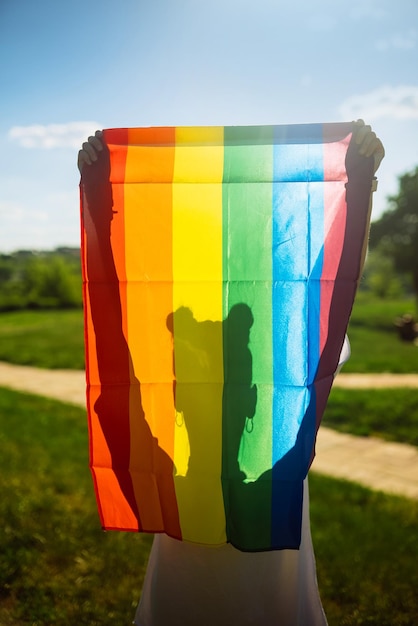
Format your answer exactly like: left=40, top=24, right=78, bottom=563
left=1, top=0, right=418, bottom=252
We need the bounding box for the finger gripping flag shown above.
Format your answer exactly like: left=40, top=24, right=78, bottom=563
left=80, top=123, right=374, bottom=551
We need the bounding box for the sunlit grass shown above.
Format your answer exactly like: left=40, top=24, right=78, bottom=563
left=324, top=386, right=418, bottom=446
left=310, top=473, right=418, bottom=626
left=0, top=310, right=84, bottom=369
left=345, top=294, right=418, bottom=373
left=0, top=388, right=151, bottom=625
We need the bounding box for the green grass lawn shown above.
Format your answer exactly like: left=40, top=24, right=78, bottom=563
left=0, top=387, right=417, bottom=625
left=324, top=387, right=418, bottom=447
left=345, top=294, right=418, bottom=373
left=309, top=473, right=418, bottom=626
left=0, top=309, right=85, bottom=369
left=0, top=388, right=151, bottom=625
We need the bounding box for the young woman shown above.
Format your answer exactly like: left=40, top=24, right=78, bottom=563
left=78, top=120, right=384, bottom=626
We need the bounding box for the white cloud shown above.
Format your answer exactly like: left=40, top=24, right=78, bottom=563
left=375, top=30, right=417, bottom=51
left=8, top=122, right=103, bottom=149
left=338, top=86, right=418, bottom=121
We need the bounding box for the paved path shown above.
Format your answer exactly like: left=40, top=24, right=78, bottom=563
left=0, top=362, right=87, bottom=406
left=333, top=372, right=418, bottom=389
left=0, top=361, right=417, bottom=500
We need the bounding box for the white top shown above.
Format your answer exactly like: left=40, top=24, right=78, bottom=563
left=134, top=338, right=350, bottom=625
left=135, top=479, right=327, bottom=626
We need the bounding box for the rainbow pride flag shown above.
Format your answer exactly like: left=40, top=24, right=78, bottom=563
left=81, top=123, right=374, bottom=551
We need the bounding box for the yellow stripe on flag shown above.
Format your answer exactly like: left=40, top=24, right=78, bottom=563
left=172, top=129, right=226, bottom=543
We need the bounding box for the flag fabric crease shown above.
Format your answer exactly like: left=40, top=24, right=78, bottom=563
left=80, top=123, right=374, bottom=551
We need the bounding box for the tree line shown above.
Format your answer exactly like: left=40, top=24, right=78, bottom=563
left=0, top=248, right=82, bottom=311
left=368, top=166, right=418, bottom=305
